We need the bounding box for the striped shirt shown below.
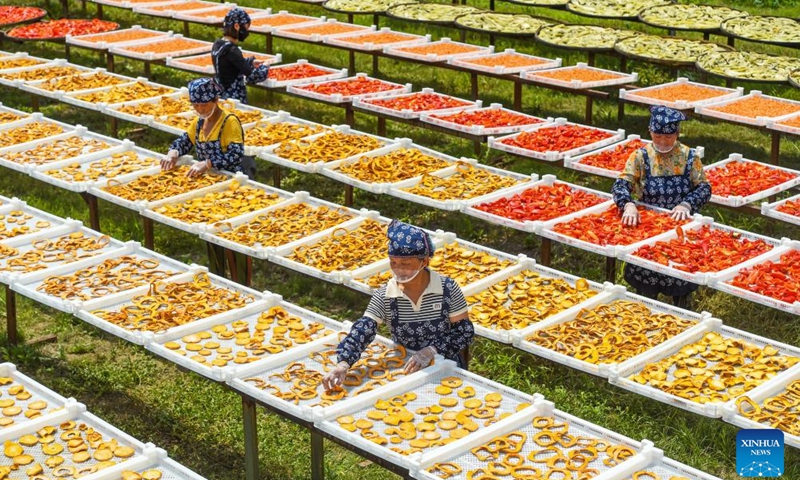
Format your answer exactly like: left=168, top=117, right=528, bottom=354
left=364, top=270, right=469, bottom=324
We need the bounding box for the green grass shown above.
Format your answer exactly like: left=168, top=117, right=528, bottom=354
left=1, top=0, right=799, bottom=478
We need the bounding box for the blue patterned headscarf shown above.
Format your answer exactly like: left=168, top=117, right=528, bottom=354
left=223, top=8, right=251, bottom=29
left=187, top=77, right=221, bottom=103
left=387, top=220, right=435, bottom=258
left=649, top=105, right=686, bottom=134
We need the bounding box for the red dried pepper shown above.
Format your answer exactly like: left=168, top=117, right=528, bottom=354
left=776, top=199, right=800, bottom=218
left=364, top=92, right=471, bottom=112
left=268, top=63, right=334, bottom=81
left=7, top=18, right=118, bottom=39
left=500, top=125, right=613, bottom=153
left=729, top=250, right=800, bottom=304
left=0, top=6, right=45, bottom=26
left=706, top=160, right=798, bottom=198
left=552, top=206, right=688, bottom=246
left=633, top=225, right=774, bottom=273
left=576, top=140, right=647, bottom=172
left=296, top=77, right=403, bottom=97
left=431, top=109, right=542, bottom=128
left=474, top=183, right=606, bottom=222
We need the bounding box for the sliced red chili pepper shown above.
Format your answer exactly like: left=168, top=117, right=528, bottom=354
left=364, top=92, right=471, bottom=112
left=7, top=18, right=118, bottom=39
left=729, top=250, right=800, bottom=304
left=500, top=125, right=614, bottom=153
left=474, top=183, right=605, bottom=222
left=0, top=6, right=45, bottom=26
left=706, top=160, right=798, bottom=198
left=575, top=140, right=647, bottom=172
left=552, top=206, right=688, bottom=246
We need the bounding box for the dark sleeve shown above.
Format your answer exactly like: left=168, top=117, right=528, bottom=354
left=169, top=133, right=194, bottom=157
left=225, top=47, right=254, bottom=77
left=246, top=63, right=269, bottom=85
left=430, top=319, right=474, bottom=360
left=681, top=182, right=712, bottom=213
left=336, top=317, right=378, bottom=367
left=612, top=179, right=634, bottom=211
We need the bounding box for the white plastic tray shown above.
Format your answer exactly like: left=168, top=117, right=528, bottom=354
left=0, top=113, right=75, bottom=154
left=513, top=286, right=713, bottom=378
left=0, top=59, right=89, bottom=88
left=63, top=78, right=177, bottom=112
left=387, top=158, right=536, bottom=211
left=0, top=362, right=71, bottom=432
left=273, top=19, right=373, bottom=42
left=619, top=77, right=743, bottom=110
left=19, top=68, right=132, bottom=100
left=0, top=126, right=119, bottom=174
left=316, top=360, right=540, bottom=471
left=270, top=212, right=391, bottom=284
left=450, top=48, right=561, bottom=75
left=609, top=322, right=800, bottom=418
left=354, top=88, right=479, bottom=120
left=413, top=400, right=646, bottom=480
left=67, top=26, right=173, bottom=51
left=75, top=269, right=264, bottom=345
left=709, top=241, right=800, bottom=315
left=463, top=174, right=611, bottom=233
left=227, top=333, right=427, bottom=422
left=287, top=73, right=411, bottom=104
left=696, top=91, right=800, bottom=127
left=326, top=28, right=429, bottom=52
left=538, top=202, right=690, bottom=258
left=141, top=176, right=293, bottom=234
left=145, top=296, right=345, bottom=381
left=767, top=110, right=800, bottom=136
left=109, top=34, right=213, bottom=61
left=199, top=191, right=361, bottom=259
left=0, top=200, right=69, bottom=243
left=320, top=138, right=461, bottom=194
left=704, top=154, right=800, bottom=207
left=457, top=258, right=605, bottom=344
left=11, top=241, right=191, bottom=314
left=761, top=191, right=800, bottom=227
left=243, top=112, right=329, bottom=156
left=489, top=118, right=625, bottom=162
left=133, top=0, right=220, bottom=17
left=247, top=11, right=322, bottom=34
left=172, top=3, right=257, bottom=23
left=0, top=222, right=124, bottom=285
left=259, top=60, right=347, bottom=89
left=386, top=38, right=493, bottom=63
left=31, top=143, right=162, bottom=192
left=619, top=217, right=783, bottom=286
left=79, top=447, right=209, bottom=480
left=104, top=89, right=190, bottom=126
left=721, top=365, right=800, bottom=449
left=259, top=124, right=396, bottom=173
left=0, top=103, right=30, bottom=124
left=523, top=62, right=638, bottom=90
left=565, top=135, right=648, bottom=179
left=346, top=232, right=523, bottom=297
left=167, top=50, right=281, bottom=75
left=421, top=103, right=550, bottom=137
left=0, top=53, right=49, bottom=72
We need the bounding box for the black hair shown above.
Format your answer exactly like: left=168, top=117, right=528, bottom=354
left=223, top=23, right=238, bottom=38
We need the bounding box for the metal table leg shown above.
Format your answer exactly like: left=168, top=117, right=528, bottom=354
left=540, top=237, right=551, bottom=266
left=242, top=397, right=260, bottom=480
left=345, top=104, right=355, bottom=126
left=80, top=193, right=101, bottom=231
left=273, top=166, right=282, bottom=189
left=345, top=185, right=354, bottom=207
left=6, top=286, right=17, bottom=346
left=771, top=131, right=781, bottom=166
left=470, top=72, right=479, bottom=101
left=349, top=51, right=356, bottom=76
left=606, top=256, right=617, bottom=283
left=266, top=33, right=273, bottom=54
left=143, top=217, right=154, bottom=250
left=513, top=81, right=522, bottom=111
left=311, top=430, right=324, bottom=480
left=107, top=52, right=115, bottom=72
left=30, top=94, right=40, bottom=112
left=585, top=96, right=593, bottom=124
left=372, top=54, right=379, bottom=77
left=377, top=117, right=386, bottom=137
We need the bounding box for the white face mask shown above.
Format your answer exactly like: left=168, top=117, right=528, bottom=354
left=391, top=264, right=424, bottom=284
left=198, top=104, right=216, bottom=120
left=652, top=141, right=675, bottom=154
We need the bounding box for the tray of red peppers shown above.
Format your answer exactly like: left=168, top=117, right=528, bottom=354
left=0, top=7, right=47, bottom=27
left=566, top=136, right=648, bottom=178
left=761, top=193, right=800, bottom=228
left=355, top=88, right=477, bottom=119
left=261, top=61, right=347, bottom=88
left=624, top=220, right=779, bottom=285
left=705, top=155, right=800, bottom=207
left=422, top=104, right=547, bottom=136
left=465, top=175, right=610, bottom=232
left=542, top=203, right=691, bottom=257
left=6, top=18, right=118, bottom=41
left=715, top=245, right=800, bottom=313
left=287, top=73, right=410, bottom=103
left=490, top=118, right=624, bottom=162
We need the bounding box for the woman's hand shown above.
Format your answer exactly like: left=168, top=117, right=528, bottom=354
left=671, top=203, right=691, bottom=221
left=404, top=346, right=436, bottom=374
left=622, top=202, right=639, bottom=227
left=186, top=160, right=211, bottom=178
left=322, top=361, right=349, bottom=391
left=160, top=149, right=179, bottom=171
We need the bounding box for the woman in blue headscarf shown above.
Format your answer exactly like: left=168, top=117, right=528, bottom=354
left=212, top=8, right=269, bottom=103
left=612, top=105, right=712, bottom=308
left=322, top=220, right=475, bottom=391
left=161, top=77, right=251, bottom=283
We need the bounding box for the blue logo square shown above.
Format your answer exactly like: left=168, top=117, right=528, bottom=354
left=737, top=429, right=784, bottom=477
